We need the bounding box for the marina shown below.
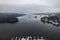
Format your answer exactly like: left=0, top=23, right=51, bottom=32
left=41, top=16, right=60, bottom=26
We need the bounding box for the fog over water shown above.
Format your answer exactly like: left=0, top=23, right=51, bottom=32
left=0, top=0, right=60, bottom=40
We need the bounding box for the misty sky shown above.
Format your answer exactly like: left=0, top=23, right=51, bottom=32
left=0, top=0, right=60, bottom=7
left=0, top=0, right=60, bottom=13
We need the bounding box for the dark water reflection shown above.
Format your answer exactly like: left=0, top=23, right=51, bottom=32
left=0, top=16, right=60, bottom=40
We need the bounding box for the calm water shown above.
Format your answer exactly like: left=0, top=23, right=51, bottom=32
left=0, top=15, right=60, bottom=40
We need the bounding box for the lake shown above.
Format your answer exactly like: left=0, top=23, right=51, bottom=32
left=0, top=15, right=60, bottom=40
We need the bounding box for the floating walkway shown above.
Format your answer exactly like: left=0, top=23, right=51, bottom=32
left=11, top=36, right=45, bottom=40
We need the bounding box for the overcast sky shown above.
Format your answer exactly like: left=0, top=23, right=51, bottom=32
left=0, top=0, right=60, bottom=13
left=0, top=0, right=60, bottom=7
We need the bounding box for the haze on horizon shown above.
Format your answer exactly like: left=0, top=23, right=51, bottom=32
left=0, top=0, right=60, bottom=13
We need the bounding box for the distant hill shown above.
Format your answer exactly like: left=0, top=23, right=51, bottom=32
left=34, top=12, right=60, bottom=17
left=55, top=13, right=60, bottom=16
left=0, top=13, right=26, bottom=19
